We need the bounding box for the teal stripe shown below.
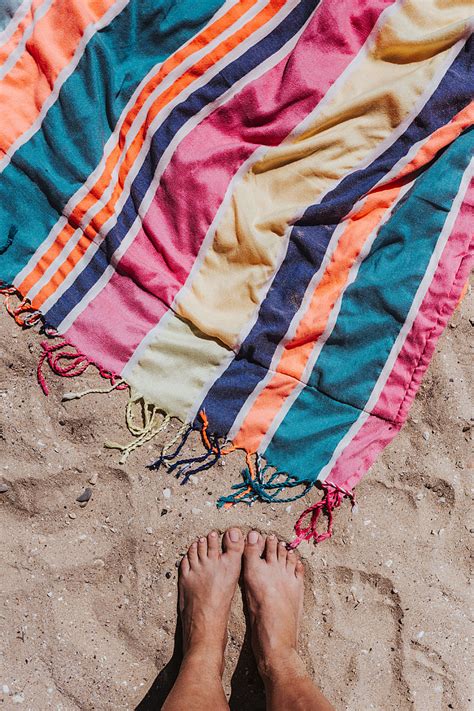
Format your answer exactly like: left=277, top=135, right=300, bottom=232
left=265, top=127, right=474, bottom=482
left=0, top=0, right=225, bottom=283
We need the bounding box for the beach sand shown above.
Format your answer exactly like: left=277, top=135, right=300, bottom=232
left=0, top=291, right=472, bottom=710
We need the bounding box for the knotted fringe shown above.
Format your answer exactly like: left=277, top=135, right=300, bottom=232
left=217, top=454, right=313, bottom=507
left=148, top=410, right=235, bottom=484
left=287, top=481, right=356, bottom=549
left=105, top=396, right=171, bottom=464
left=37, top=339, right=126, bottom=396
left=1, top=286, right=43, bottom=328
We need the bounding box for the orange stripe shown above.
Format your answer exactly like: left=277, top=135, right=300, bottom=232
left=26, top=0, right=287, bottom=309
left=233, top=102, right=474, bottom=454
left=0, top=0, right=117, bottom=156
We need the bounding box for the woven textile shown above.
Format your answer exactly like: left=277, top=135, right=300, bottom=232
left=0, top=0, right=472, bottom=543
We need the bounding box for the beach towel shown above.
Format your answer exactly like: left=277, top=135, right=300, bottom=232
left=0, top=0, right=472, bottom=546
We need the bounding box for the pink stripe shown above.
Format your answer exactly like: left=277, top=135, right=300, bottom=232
left=64, top=0, right=393, bottom=374
left=328, top=179, right=474, bottom=491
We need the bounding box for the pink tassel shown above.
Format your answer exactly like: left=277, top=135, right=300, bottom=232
left=37, top=340, right=126, bottom=396
left=288, top=480, right=355, bottom=549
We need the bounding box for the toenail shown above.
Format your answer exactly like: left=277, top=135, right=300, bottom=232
left=279, top=541, right=286, bottom=546
left=248, top=530, right=259, bottom=544
left=210, top=531, right=218, bottom=538
left=268, top=534, right=275, bottom=539
left=229, top=528, right=240, bottom=542
left=199, top=537, right=206, bottom=543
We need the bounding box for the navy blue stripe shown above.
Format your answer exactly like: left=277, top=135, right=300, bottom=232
left=45, top=0, right=318, bottom=326
left=200, top=37, right=473, bottom=435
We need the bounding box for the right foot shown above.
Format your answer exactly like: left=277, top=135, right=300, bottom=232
left=179, top=528, right=244, bottom=673
left=242, top=531, right=305, bottom=679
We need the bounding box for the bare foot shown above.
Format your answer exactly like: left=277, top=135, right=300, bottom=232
left=242, top=530, right=305, bottom=679
left=179, top=528, right=244, bottom=673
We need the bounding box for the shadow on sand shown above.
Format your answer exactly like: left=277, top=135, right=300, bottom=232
left=135, top=592, right=266, bottom=710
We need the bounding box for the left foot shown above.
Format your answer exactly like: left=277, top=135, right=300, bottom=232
left=178, top=528, right=244, bottom=673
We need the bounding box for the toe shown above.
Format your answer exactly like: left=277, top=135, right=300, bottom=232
left=265, top=534, right=278, bottom=562
left=180, top=554, right=190, bottom=576
left=243, top=529, right=265, bottom=561
left=197, top=536, right=208, bottom=561
left=277, top=540, right=288, bottom=565
left=207, top=530, right=219, bottom=558
left=222, top=527, right=244, bottom=557
left=295, top=559, right=305, bottom=579
left=286, top=549, right=297, bottom=573
left=188, top=540, right=199, bottom=569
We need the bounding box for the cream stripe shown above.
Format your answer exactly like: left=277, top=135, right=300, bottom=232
left=315, top=158, right=473, bottom=481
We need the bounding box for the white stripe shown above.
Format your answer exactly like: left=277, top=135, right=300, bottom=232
left=46, top=0, right=306, bottom=327
left=0, top=0, right=33, bottom=49
left=25, top=0, right=269, bottom=302
left=225, top=36, right=467, bottom=443
left=1, top=0, right=131, bottom=178
left=0, top=0, right=53, bottom=81
left=317, top=157, right=473, bottom=483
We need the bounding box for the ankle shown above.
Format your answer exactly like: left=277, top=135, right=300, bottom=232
left=256, top=645, right=304, bottom=682
left=182, top=644, right=225, bottom=676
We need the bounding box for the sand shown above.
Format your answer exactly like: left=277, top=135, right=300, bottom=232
left=0, top=290, right=472, bottom=711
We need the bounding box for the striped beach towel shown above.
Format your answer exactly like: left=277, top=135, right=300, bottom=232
left=0, top=0, right=472, bottom=546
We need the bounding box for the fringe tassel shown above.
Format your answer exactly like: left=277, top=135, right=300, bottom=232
left=105, top=396, right=170, bottom=464
left=287, top=481, right=355, bottom=549
left=217, top=454, right=313, bottom=508
left=1, top=285, right=44, bottom=329
left=37, top=339, right=124, bottom=396
left=148, top=410, right=234, bottom=484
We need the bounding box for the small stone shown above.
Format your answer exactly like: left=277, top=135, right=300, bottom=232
left=88, top=473, right=98, bottom=486
left=2, top=684, right=10, bottom=694
left=422, top=431, right=430, bottom=441
left=217, top=459, right=226, bottom=467
left=145, top=527, right=153, bottom=535
left=12, top=693, right=25, bottom=704
left=165, top=572, right=172, bottom=579
left=68, top=512, right=76, bottom=520
left=76, top=487, right=92, bottom=503
left=93, top=558, right=105, bottom=567
left=163, top=488, right=171, bottom=499
left=119, top=574, right=125, bottom=583
left=385, top=559, right=393, bottom=567
left=416, top=630, right=425, bottom=640
left=415, top=493, right=423, bottom=501
left=161, top=508, right=168, bottom=516
left=438, top=496, right=445, bottom=503
left=191, top=507, right=202, bottom=515
left=285, top=505, right=292, bottom=513
left=188, top=475, right=199, bottom=485
left=47, top=592, right=53, bottom=598
left=0, top=483, right=9, bottom=493
left=438, top=528, right=445, bottom=536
